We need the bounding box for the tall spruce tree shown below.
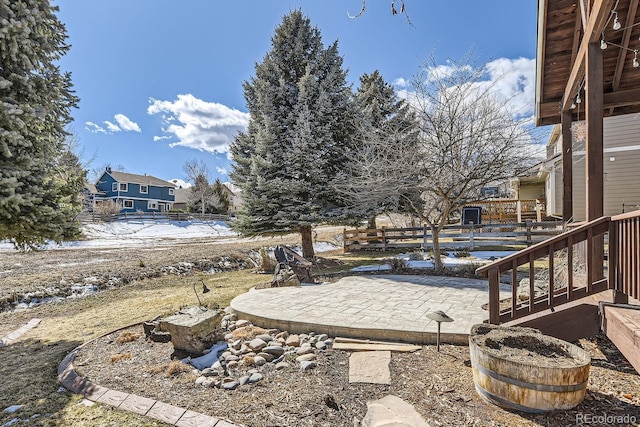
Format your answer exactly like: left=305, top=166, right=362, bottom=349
left=334, top=70, right=420, bottom=228
left=0, top=0, right=81, bottom=249
left=230, top=10, right=353, bottom=258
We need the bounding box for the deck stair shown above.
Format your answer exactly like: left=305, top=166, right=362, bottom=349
left=477, top=211, right=640, bottom=372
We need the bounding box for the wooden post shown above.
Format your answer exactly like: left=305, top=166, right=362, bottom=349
left=422, top=224, right=429, bottom=250
left=561, top=110, right=573, bottom=223
left=488, top=268, right=500, bottom=324
left=586, top=41, right=605, bottom=280
left=381, top=226, right=387, bottom=251
left=516, top=200, right=522, bottom=223
left=343, top=228, right=346, bottom=253
left=526, top=220, right=532, bottom=246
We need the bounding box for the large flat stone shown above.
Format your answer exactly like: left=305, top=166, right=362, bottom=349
left=158, top=306, right=222, bottom=355
left=361, top=395, right=430, bottom=427
left=349, top=351, right=391, bottom=385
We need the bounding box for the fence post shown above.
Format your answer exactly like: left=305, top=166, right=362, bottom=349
left=526, top=220, right=532, bottom=246
left=422, top=224, right=429, bottom=250
left=469, top=221, right=474, bottom=249
left=381, top=226, right=387, bottom=251
left=517, top=200, right=522, bottom=223
left=343, top=228, right=347, bottom=252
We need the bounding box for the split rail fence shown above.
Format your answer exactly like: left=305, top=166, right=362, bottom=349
left=343, top=221, right=563, bottom=252
left=78, top=212, right=230, bottom=223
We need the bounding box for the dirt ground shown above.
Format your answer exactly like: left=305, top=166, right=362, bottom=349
left=74, top=324, right=640, bottom=427
left=1, top=232, right=639, bottom=426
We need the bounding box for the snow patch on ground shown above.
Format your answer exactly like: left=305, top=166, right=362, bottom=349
left=351, top=251, right=517, bottom=272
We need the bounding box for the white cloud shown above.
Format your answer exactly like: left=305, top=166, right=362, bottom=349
left=104, top=120, right=121, bottom=132
left=114, top=114, right=142, bottom=132
left=393, top=77, right=408, bottom=88
left=216, top=167, right=229, bottom=176
left=85, top=121, right=107, bottom=134
left=85, top=114, right=141, bottom=134
left=147, top=94, right=249, bottom=154
left=169, top=178, right=191, bottom=188
left=396, top=57, right=536, bottom=120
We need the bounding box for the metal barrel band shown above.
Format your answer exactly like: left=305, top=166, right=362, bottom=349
left=474, top=384, right=546, bottom=414
left=475, top=363, right=588, bottom=392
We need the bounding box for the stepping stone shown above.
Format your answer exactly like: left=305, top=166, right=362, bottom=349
left=348, top=351, right=391, bottom=385
left=361, top=395, right=431, bottom=427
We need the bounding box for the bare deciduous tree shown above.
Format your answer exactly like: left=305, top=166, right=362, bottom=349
left=342, top=53, right=539, bottom=272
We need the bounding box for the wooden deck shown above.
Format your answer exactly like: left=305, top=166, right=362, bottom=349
left=601, top=300, right=640, bottom=374
left=477, top=210, right=640, bottom=373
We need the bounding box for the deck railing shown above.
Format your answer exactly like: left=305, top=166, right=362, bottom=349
left=478, top=210, right=640, bottom=324
left=609, top=210, right=640, bottom=302
left=464, top=199, right=546, bottom=223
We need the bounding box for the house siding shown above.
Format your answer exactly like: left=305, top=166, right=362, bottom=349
left=92, top=171, right=176, bottom=213
left=566, top=115, right=640, bottom=221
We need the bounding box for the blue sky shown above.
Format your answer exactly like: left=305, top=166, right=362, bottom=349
left=54, top=1, right=541, bottom=186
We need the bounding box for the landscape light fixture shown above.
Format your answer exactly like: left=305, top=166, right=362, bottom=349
left=426, top=310, right=454, bottom=352
left=193, top=279, right=211, bottom=309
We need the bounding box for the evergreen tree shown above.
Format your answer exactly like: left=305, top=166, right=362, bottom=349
left=334, top=70, right=420, bottom=228
left=211, top=179, right=230, bottom=214
left=230, top=10, right=353, bottom=258
left=0, top=0, right=81, bottom=249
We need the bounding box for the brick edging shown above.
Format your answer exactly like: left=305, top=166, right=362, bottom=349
left=57, top=322, right=239, bottom=427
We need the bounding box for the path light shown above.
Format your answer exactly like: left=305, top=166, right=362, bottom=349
left=193, top=279, right=211, bottom=310
left=426, top=310, right=454, bottom=352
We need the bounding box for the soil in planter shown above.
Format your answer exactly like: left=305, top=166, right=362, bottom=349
left=477, top=329, right=585, bottom=368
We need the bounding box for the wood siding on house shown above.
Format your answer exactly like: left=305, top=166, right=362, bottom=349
left=568, top=115, right=640, bottom=221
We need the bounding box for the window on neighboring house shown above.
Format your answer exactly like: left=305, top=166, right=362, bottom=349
left=123, top=200, right=133, bottom=209
left=112, top=182, right=117, bottom=192
left=169, top=188, right=175, bottom=195
left=140, top=185, right=148, bottom=194
left=119, top=183, right=128, bottom=192
left=148, top=201, right=157, bottom=210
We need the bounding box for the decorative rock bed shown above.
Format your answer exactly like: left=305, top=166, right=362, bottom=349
left=145, top=307, right=333, bottom=391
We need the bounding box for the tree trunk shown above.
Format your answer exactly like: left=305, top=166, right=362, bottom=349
left=431, top=224, right=444, bottom=273
left=300, top=225, right=315, bottom=259
left=367, top=216, right=377, bottom=230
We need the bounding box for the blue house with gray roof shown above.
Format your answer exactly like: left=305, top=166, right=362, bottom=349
left=88, top=167, right=176, bottom=213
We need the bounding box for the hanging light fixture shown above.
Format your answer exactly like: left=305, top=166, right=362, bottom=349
left=633, top=51, right=639, bottom=68
left=575, top=92, right=582, bottom=104
left=600, top=33, right=608, bottom=50
left=613, top=12, right=621, bottom=30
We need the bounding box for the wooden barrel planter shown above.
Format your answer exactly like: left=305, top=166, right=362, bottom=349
left=469, top=323, right=591, bottom=413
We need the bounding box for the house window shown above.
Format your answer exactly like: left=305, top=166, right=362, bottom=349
left=140, top=185, right=148, bottom=194
left=148, top=201, right=157, bottom=210
left=169, top=188, right=175, bottom=195
left=123, top=200, right=134, bottom=209
left=119, top=183, right=128, bottom=192
left=112, top=182, right=117, bottom=192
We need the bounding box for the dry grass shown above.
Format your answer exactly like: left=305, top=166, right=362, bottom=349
left=231, top=325, right=267, bottom=340
left=110, top=352, right=132, bottom=363
left=114, top=331, right=141, bottom=344
left=0, top=266, right=271, bottom=427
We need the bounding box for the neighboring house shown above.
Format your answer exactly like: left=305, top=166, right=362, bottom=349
left=540, top=114, right=640, bottom=222
left=81, top=183, right=105, bottom=212
left=172, top=187, right=190, bottom=211
left=223, top=182, right=243, bottom=216
left=88, top=167, right=176, bottom=213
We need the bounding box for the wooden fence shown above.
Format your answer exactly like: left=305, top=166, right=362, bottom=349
left=464, top=199, right=546, bottom=223
left=343, top=221, right=563, bottom=252
left=78, top=211, right=230, bottom=223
